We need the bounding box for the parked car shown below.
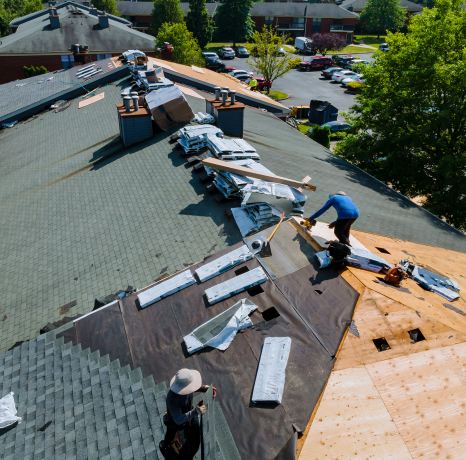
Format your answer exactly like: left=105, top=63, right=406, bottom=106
left=321, top=67, right=343, bottom=79
left=294, top=36, right=316, bottom=55
left=218, top=47, right=235, bottom=59
left=202, top=51, right=219, bottom=61
left=332, top=55, right=355, bottom=67
left=234, top=45, right=250, bottom=58
left=275, top=46, right=286, bottom=56
left=307, top=121, right=353, bottom=135
left=231, top=69, right=254, bottom=81
left=341, top=75, right=363, bottom=86
left=299, top=57, right=333, bottom=71
left=332, top=70, right=360, bottom=82
left=379, top=43, right=389, bottom=52
left=205, top=58, right=226, bottom=72
left=343, top=78, right=365, bottom=88
left=246, top=77, right=272, bottom=91
left=346, top=59, right=370, bottom=70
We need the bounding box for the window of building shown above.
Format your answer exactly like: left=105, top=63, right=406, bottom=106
left=311, top=17, right=321, bottom=34
left=291, top=17, right=305, bottom=28
left=61, top=55, right=74, bottom=69
left=265, top=16, right=274, bottom=26
left=96, top=54, right=112, bottom=61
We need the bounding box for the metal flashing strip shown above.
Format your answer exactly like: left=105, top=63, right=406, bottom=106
left=204, top=267, right=267, bottom=305
left=184, top=298, right=258, bottom=353
left=195, top=245, right=253, bottom=282
left=252, top=337, right=292, bottom=404
left=137, top=270, right=196, bottom=308
left=73, top=300, right=119, bottom=323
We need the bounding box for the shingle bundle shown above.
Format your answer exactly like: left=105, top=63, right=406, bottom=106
left=191, top=112, right=216, bottom=124
left=408, top=264, right=460, bottom=301
left=231, top=203, right=283, bottom=237
left=346, top=247, right=392, bottom=273
left=206, top=134, right=260, bottom=161
left=177, top=124, right=224, bottom=154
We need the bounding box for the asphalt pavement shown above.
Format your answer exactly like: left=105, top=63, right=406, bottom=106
left=219, top=52, right=373, bottom=118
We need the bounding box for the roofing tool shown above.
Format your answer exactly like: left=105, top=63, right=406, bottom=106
left=300, top=218, right=316, bottom=229
left=383, top=266, right=408, bottom=286
left=250, top=212, right=285, bottom=258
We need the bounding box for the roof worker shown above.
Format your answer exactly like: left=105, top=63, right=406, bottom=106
left=248, top=74, right=258, bottom=91
left=305, top=191, right=359, bottom=246
left=160, top=368, right=216, bottom=459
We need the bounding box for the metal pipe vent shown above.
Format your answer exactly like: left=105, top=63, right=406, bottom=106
left=221, top=90, right=228, bottom=106
left=230, top=90, right=236, bottom=105
left=214, top=86, right=221, bottom=101
left=123, top=96, right=132, bottom=112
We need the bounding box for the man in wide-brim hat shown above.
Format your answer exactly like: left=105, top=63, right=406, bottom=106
left=160, top=368, right=214, bottom=458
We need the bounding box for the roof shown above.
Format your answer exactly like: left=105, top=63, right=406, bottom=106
left=250, top=2, right=359, bottom=18
left=0, top=322, right=239, bottom=460
left=0, top=75, right=465, bottom=354
left=340, top=0, right=423, bottom=12
left=116, top=1, right=220, bottom=17
left=2, top=4, right=155, bottom=55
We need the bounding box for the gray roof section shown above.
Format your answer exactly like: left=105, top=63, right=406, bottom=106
left=0, top=324, right=239, bottom=460
left=0, top=82, right=464, bottom=353
left=116, top=1, right=219, bottom=17
left=2, top=6, right=155, bottom=54
left=250, top=2, right=359, bottom=18
left=340, top=0, right=423, bottom=11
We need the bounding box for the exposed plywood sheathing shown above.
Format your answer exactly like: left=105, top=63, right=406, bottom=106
left=78, top=92, right=105, bottom=109
left=299, top=367, right=413, bottom=460
left=175, top=84, right=205, bottom=99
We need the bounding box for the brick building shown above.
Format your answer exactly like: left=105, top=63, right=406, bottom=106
left=250, top=3, right=359, bottom=43
left=2, top=1, right=156, bottom=84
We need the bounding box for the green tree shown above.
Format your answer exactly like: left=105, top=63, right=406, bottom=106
left=23, top=65, right=48, bottom=78
left=186, top=0, right=213, bottom=49
left=245, top=26, right=300, bottom=94
left=214, top=0, right=254, bottom=46
left=334, top=0, right=466, bottom=230
left=151, top=0, right=184, bottom=36
left=156, top=22, right=204, bottom=67
left=23, top=0, right=43, bottom=15
left=308, top=125, right=331, bottom=149
left=0, top=0, right=26, bottom=37
left=92, top=0, right=120, bottom=17
left=359, top=0, right=406, bottom=38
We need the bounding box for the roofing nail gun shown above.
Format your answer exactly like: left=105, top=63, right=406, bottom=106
left=300, top=219, right=316, bottom=229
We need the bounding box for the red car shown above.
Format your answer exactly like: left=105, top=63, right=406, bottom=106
left=299, top=56, right=333, bottom=71
left=255, top=77, right=272, bottom=91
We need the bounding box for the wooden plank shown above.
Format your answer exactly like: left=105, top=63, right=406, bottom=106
left=298, top=367, right=413, bottom=460
left=201, top=157, right=317, bottom=191
left=78, top=92, right=105, bottom=109
left=367, top=343, right=466, bottom=459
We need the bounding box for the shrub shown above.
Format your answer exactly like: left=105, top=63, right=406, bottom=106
left=308, top=125, right=331, bottom=149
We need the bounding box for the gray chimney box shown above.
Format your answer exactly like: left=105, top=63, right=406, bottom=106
left=82, top=0, right=90, bottom=7
left=98, top=12, right=109, bottom=28
left=117, top=103, right=153, bottom=147
left=206, top=97, right=245, bottom=138
left=50, top=13, right=60, bottom=29
left=89, top=7, right=98, bottom=15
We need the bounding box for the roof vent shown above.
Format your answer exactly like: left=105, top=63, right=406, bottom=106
left=82, top=0, right=90, bottom=7
left=206, top=91, right=245, bottom=138
left=98, top=11, right=109, bottom=28
left=49, top=11, right=60, bottom=29
left=89, top=7, right=98, bottom=16
left=117, top=95, right=153, bottom=146
left=48, top=1, right=56, bottom=7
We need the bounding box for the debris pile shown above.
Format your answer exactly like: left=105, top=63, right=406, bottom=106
left=176, top=124, right=223, bottom=154
left=191, top=112, right=215, bottom=124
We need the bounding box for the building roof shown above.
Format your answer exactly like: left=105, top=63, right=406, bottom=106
left=2, top=3, right=155, bottom=55
left=340, top=0, right=423, bottom=12
left=0, top=72, right=465, bottom=355
left=116, top=1, right=219, bottom=17
left=250, top=2, right=359, bottom=18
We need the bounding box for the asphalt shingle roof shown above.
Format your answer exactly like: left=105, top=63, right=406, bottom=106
left=0, top=78, right=464, bottom=353
left=340, top=0, right=423, bottom=11
left=250, top=2, right=359, bottom=18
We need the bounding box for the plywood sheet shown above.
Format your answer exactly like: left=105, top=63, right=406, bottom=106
left=291, top=217, right=367, bottom=250
left=78, top=92, right=105, bottom=109
left=367, top=343, right=466, bottom=459
left=176, top=84, right=205, bottom=99
left=298, top=367, right=412, bottom=460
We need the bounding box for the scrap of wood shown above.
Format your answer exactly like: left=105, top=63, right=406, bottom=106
left=78, top=92, right=105, bottom=109
left=202, top=157, right=316, bottom=191
left=82, top=86, right=101, bottom=98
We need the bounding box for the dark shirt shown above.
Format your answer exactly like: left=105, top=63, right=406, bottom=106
left=166, top=390, right=197, bottom=425
left=309, top=195, right=359, bottom=221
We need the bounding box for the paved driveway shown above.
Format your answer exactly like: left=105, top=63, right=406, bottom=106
left=219, top=53, right=373, bottom=118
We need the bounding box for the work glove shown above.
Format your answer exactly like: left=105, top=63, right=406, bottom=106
left=196, top=401, right=206, bottom=415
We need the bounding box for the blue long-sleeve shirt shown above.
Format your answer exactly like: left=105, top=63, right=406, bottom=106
left=166, top=390, right=197, bottom=425
left=309, top=195, right=359, bottom=221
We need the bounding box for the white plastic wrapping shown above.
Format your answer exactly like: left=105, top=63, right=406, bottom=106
left=0, top=392, right=21, bottom=429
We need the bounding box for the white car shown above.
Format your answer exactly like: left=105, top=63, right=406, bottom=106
left=218, top=47, right=235, bottom=59
left=341, top=75, right=362, bottom=86
left=202, top=51, right=219, bottom=61
left=231, top=70, right=253, bottom=80
left=332, top=70, right=360, bottom=83
left=346, top=59, right=370, bottom=70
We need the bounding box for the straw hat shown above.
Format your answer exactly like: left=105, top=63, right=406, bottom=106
left=170, top=369, right=202, bottom=395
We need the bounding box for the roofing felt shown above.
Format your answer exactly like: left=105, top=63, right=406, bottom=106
left=250, top=2, right=359, bottom=18
left=0, top=322, right=240, bottom=460
left=0, top=80, right=465, bottom=354
left=116, top=1, right=219, bottom=16
left=0, top=8, right=155, bottom=54
left=340, top=0, right=423, bottom=11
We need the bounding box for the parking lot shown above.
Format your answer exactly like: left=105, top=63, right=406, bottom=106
left=218, top=52, right=373, bottom=119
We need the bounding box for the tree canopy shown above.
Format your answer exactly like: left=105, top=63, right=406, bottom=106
left=214, top=0, right=254, bottom=46
left=151, top=0, right=184, bottom=37
left=310, top=33, right=346, bottom=56
left=334, top=0, right=466, bottom=230
left=155, top=22, right=204, bottom=67
left=23, top=0, right=43, bottom=16
left=246, top=26, right=300, bottom=94
left=359, top=0, right=406, bottom=37
left=186, top=0, right=213, bottom=49
left=91, top=0, right=120, bottom=17
left=0, top=0, right=26, bottom=37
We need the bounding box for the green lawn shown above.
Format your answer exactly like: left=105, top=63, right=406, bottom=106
left=353, top=35, right=388, bottom=46
left=298, top=124, right=311, bottom=135
left=327, top=45, right=375, bottom=55
left=262, top=90, right=288, bottom=100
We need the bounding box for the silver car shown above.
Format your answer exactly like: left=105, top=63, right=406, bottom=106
left=218, top=47, right=235, bottom=59
left=202, top=51, right=219, bottom=61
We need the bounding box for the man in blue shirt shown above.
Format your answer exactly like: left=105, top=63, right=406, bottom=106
left=160, top=368, right=215, bottom=459
left=305, top=191, right=359, bottom=246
